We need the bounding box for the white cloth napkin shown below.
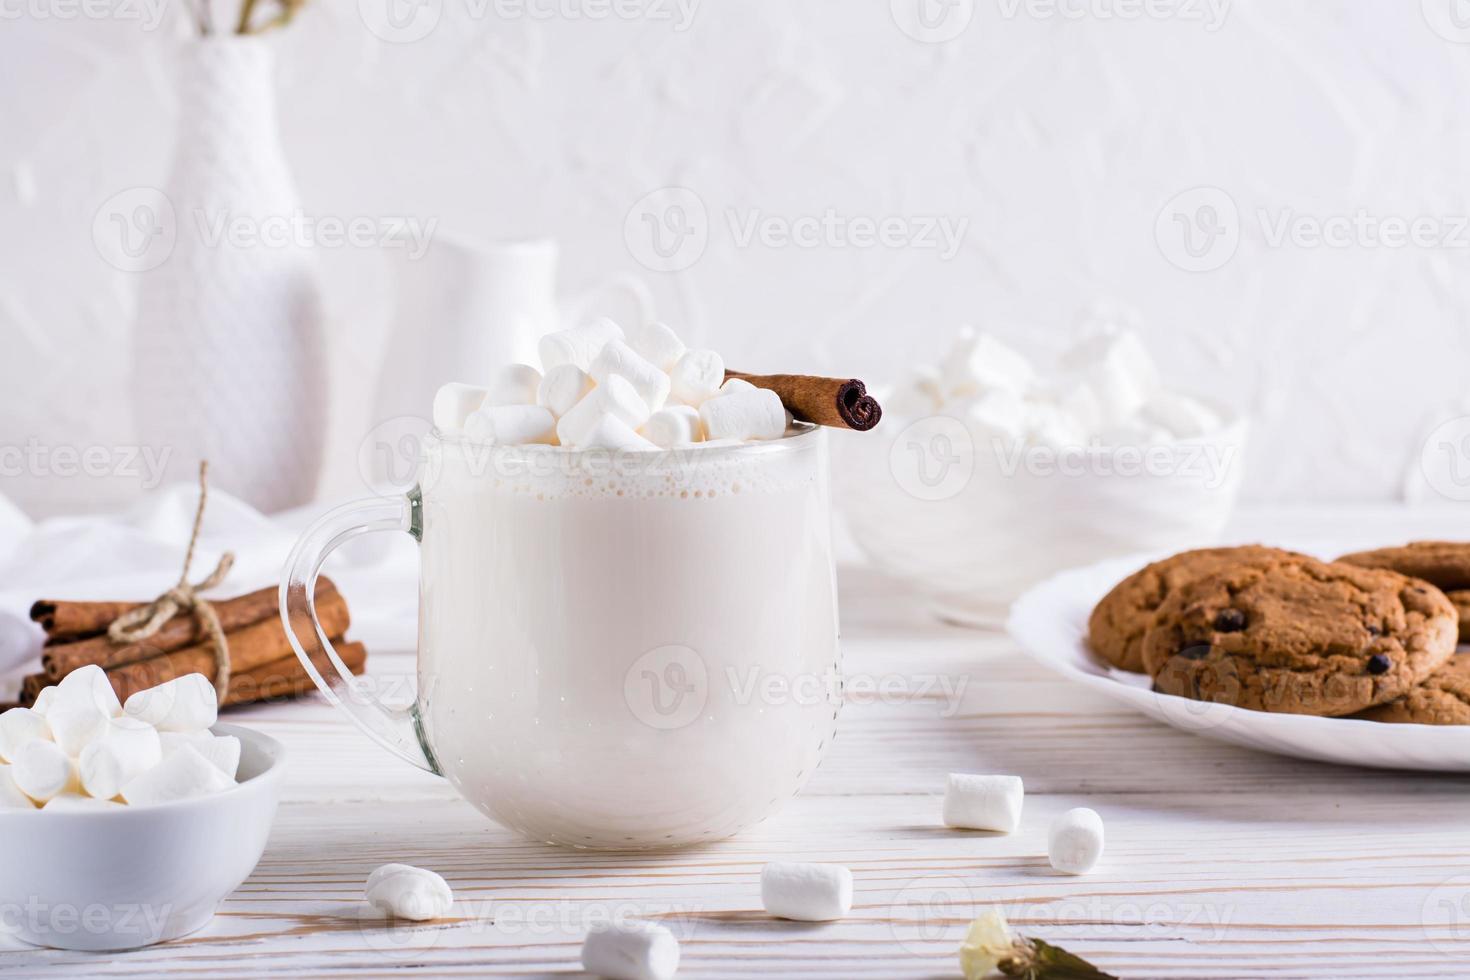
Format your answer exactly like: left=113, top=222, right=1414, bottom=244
left=0, top=485, right=419, bottom=699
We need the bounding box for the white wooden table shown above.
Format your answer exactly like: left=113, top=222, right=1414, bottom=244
left=5, top=506, right=1470, bottom=978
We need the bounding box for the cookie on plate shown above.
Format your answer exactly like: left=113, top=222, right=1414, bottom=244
left=1357, top=654, right=1470, bottom=725
left=1451, top=591, right=1470, bottom=644
left=1087, top=546, right=1304, bottom=673
left=1337, top=541, right=1470, bottom=591
left=1142, top=558, right=1458, bottom=716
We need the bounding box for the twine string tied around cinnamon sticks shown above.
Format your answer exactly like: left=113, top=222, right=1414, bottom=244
left=106, top=462, right=235, bottom=702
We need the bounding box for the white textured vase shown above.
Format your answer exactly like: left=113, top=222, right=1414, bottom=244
left=131, top=38, right=326, bottom=513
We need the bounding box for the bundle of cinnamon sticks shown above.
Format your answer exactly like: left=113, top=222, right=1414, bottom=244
left=22, top=578, right=365, bottom=708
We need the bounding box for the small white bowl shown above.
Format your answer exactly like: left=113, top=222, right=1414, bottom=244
left=840, top=410, right=1250, bottom=627
left=0, top=723, right=285, bottom=951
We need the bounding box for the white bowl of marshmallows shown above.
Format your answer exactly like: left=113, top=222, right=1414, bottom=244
left=0, top=668, right=285, bottom=950
left=842, top=322, right=1249, bottom=627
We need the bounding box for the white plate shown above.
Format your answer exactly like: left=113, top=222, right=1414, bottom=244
left=1007, top=553, right=1470, bottom=772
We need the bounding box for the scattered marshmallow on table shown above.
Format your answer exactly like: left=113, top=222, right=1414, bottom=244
left=538, top=363, right=595, bottom=418
left=699, top=388, right=787, bottom=442
left=464, top=404, right=557, bottom=445
left=1048, top=807, right=1105, bottom=875
left=580, top=920, right=680, bottom=980
left=669, top=349, right=725, bottom=407
left=761, top=861, right=854, bottom=921
left=12, top=740, right=78, bottom=803
left=481, top=363, right=543, bottom=407
left=431, top=381, right=488, bottom=432
left=538, top=317, right=624, bottom=371
left=643, top=405, right=704, bottom=448
left=942, top=773, right=1024, bottom=833
left=0, top=706, right=51, bottom=762
left=591, top=338, right=671, bottom=413
left=78, top=717, right=163, bottom=801
left=123, top=673, right=217, bottom=733
left=365, top=864, right=454, bottom=921
left=120, top=744, right=233, bottom=806
left=941, top=329, right=1036, bottom=399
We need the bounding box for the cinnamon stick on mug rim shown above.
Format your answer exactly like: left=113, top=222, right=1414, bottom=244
left=724, top=371, right=882, bottom=432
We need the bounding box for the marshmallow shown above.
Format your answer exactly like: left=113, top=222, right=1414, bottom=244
left=1142, top=390, right=1220, bottom=439
left=643, top=405, right=704, bottom=448
left=1060, top=328, right=1159, bottom=428
left=45, top=698, right=110, bottom=757
left=886, top=366, right=945, bottom=417
left=0, top=707, right=51, bottom=763
left=44, top=793, right=124, bottom=811
left=580, top=414, right=659, bottom=451
left=431, top=382, right=489, bottom=432
left=31, top=686, right=56, bottom=716
left=365, top=864, right=453, bottom=921
left=1025, top=402, right=1088, bottom=449
left=591, top=339, right=671, bottom=413
left=156, top=730, right=241, bottom=779
left=699, top=388, right=787, bottom=442
left=79, top=717, right=163, bottom=801
left=630, top=321, right=687, bottom=372
left=464, top=404, right=557, bottom=445
left=538, top=317, right=624, bottom=372
left=941, top=329, right=1036, bottom=399
left=942, top=773, right=1023, bottom=833
left=669, top=349, right=726, bottom=406
left=0, top=765, right=36, bottom=809
left=1048, top=807, right=1104, bottom=875
left=719, top=377, right=757, bottom=397
left=123, top=673, right=217, bottom=733
left=966, top=390, right=1031, bottom=443
left=482, top=363, right=543, bottom=407
left=12, top=740, right=79, bottom=802
left=538, top=363, right=595, bottom=418
left=556, top=375, right=652, bottom=447
left=57, top=663, right=122, bottom=717
left=580, top=920, right=680, bottom=980
left=761, top=862, right=853, bottom=922
left=120, top=744, right=234, bottom=806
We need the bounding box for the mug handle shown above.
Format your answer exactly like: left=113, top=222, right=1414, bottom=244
left=278, top=490, right=438, bottom=774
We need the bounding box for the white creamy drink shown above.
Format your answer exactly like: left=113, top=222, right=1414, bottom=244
left=417, top=431, right=840, bottom=847
left=281, top=316, right=845, bottom=849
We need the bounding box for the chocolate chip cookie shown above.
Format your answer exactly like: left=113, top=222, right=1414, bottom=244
left=1357, top=654, right=1470, bottom=725
left=1451, top=591, right=1470, bottom=644
left=1087, top=546, right=1304, bottom=673
left=1337, top=541, right=1470, bottom=591
left=1142, top=558, right=1458, bottom=716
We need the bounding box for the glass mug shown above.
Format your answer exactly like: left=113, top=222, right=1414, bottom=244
left=280, top=425, right=841, bottom=848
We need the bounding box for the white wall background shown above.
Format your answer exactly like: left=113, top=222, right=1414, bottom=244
left=4, top=0, right=1470, bottom=516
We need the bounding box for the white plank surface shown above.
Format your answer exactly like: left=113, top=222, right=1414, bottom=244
left=4, top=506, right=1470, bottom=978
